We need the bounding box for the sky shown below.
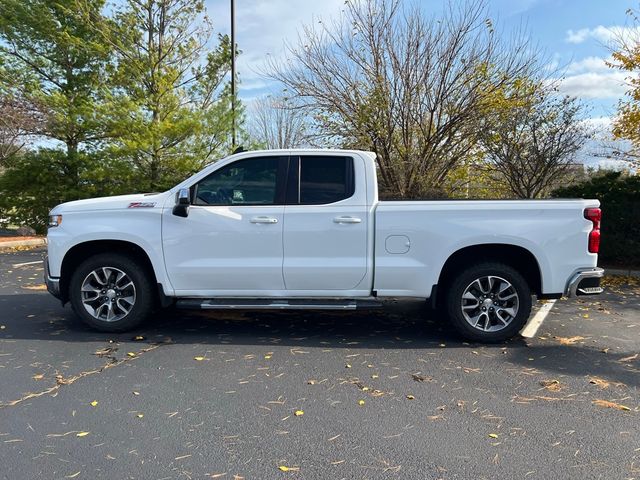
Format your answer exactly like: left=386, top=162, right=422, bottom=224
left=204, top=0, right=639, bottom=167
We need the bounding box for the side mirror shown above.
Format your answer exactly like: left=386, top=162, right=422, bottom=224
left=172, top=188, right=190, bottom=217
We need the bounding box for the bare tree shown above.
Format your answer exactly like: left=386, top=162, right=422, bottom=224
left=0, top=95, right=39, bottom=167
left=479, top=94, right=590, bottom=198
left=249, top=95, right=308, bottom=149
left=268, top=0, right=541, bottom=198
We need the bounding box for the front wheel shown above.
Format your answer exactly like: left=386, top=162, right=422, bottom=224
left=69, top=253, right=154, bottom=332
left=445, top=262, right=532, bottom=343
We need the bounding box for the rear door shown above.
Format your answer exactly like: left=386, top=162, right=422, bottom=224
left=282, top=155, right=370, bottom=293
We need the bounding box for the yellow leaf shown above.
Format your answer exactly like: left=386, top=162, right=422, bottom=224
left=133, top=335, right=145, bottom=341
left=136, top=413, right=144, bottom=418
left=32, top=373, right=44, bottom=380
left=127, top=352, right=136, bottom=357
left=76, top=431, right=90, bottom=437
left=358, top=400, right=365, bottom=406
left=488, top=433, right=498, bottom=438
left=294, top=410, right=304, bottom=416
left=194, top=356, right=205, bottom=361
left=90, top=401, right=98, bottom=407
left=593, top=399, right=631, bottom=411
left=371, top=374, right=379, bottom=379
left=278, top=466, right=299, bottom=472
left=307, top=379, right=317, bottom=385
left=406, top=395, right=415, bottom=400
left=264, top=355, right=272, bottom=359
left=345, top=364, right=351, bottom=368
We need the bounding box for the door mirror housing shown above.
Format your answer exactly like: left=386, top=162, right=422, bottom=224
left=173, top=188, right=190, bottom=217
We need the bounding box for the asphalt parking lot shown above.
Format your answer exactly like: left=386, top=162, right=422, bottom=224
left=0, top=247, right=638, bottom=480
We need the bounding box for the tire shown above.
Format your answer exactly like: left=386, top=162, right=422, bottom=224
left=69, top=253, right=155, bottom=332
left=445, top=262, right=532, bottom=343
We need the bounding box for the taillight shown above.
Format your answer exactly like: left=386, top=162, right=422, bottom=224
left=584, top=207, right=601, bottom=254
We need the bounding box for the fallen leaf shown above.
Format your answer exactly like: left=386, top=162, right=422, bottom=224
left=132, top=391, right=140, bottom=396
left=194, top=356, right=205, bottom=361
left=371, top=374, right=379, bottom=379
left=294, top=410, right=304, bottom=416
left=411, top=374, right=432, bottom=382
left=555, top=336, right=585, bottom=346
left=264, top=355, right=272, bottom=359
left=620, top=353, right=638, bottom=363
left=589, top=377, right=625, bottom=389
left=345, top=364, right=352, bottom=368
left=32, top=373, right=44, bottom=381
left=136, top=413, right=144, bottom=418
left=76, top=431, right=90, bottom=437
left=65, top=472, right=81, bottom=478
left=278, top=466, right=300, bottom=472
left=488, top=433, right=499, bottom=438
left=593, top=399, right=631, bottom=411
left=540, top=379, right=562, bottom=392
left=132, top=335, right=145, bottom=341
left=127, top=352, right=137, bottom=357
left=406, top=395, right=415, bottom=400
left=358, top=400, right=365, bottom=406
left=90, top=400, right=98, bottom=407
left=307, top=380, right=317, bottom=385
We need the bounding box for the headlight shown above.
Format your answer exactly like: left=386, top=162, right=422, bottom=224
left=48, top=215, right=62, bottom=228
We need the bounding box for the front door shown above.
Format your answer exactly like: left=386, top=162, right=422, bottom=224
left=163, top=155, right=288, bottom=294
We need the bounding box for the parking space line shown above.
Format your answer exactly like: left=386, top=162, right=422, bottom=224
left=11, top=260, right=43, bottom=268
left=521, top=300, right=557, bottom=338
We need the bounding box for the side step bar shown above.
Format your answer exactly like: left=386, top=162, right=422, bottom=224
left=175, top=298, right=383, bottom=310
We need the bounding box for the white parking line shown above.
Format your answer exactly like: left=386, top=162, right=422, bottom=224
left=521, top=300, right=557, bottom=338
left=11, top=260, right=43, bottom=268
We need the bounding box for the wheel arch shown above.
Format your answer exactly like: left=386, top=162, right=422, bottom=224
left=59, top=240, right=158, bottom=303
left=436, top=244, right=543, bottom=300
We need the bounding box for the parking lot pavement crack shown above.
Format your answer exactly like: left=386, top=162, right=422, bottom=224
left=0, top=340, right=172, bottom=409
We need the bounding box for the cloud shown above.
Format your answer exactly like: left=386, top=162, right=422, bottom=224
left=205, top=0, right=345, bottom=96
left=553, top=55, right=629, bottom=99
left=559, top=71, right=628, bottom=99
left=565, top=25, right=640, bottom=44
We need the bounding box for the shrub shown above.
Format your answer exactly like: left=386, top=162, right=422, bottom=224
left=551, top=171, right=640, bottom=266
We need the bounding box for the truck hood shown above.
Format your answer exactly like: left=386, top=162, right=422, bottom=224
left=51, top=192, right=170, bottom=214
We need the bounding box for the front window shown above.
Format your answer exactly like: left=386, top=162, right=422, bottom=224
left=194, top=157, right=281, bottom=206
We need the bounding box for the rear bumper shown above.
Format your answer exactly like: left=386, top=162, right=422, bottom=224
left=565, top=267, right=604, bottom=297
left=43, top=255, right=61, bottom=300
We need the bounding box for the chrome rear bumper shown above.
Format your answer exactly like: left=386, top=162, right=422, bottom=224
left=566, top=267, right=605, bottom=297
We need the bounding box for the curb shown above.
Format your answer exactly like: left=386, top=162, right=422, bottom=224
left=0, top=238, right=47, bottom=249
left=604, top=268, right=640, bottom=278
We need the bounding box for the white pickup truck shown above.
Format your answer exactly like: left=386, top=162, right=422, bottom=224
left=45, top=149, right=604, bottom=342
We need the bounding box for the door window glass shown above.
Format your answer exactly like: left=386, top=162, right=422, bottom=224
left=299, top=156, right=354, bottom=204
left=194, top=157, right=280, bottom=206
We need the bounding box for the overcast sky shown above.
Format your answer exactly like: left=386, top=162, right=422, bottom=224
left=204, top=0, right=638, bottom=167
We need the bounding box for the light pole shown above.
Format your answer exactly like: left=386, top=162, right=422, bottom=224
left=230, top=0, right=236, bottom=148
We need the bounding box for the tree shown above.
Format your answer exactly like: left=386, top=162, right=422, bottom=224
left=0, top=95, right=41, bottom=167
left=268, top=0, right=541, bottom=198
left=607, top=6, right=640, bottom=171
left=0, top=0, right=112, bottom=163
left=248, top=95, right=308, bottom=149
left=479, top=91, right=589, bottom=199
left=98, top=0, right=236, bottom=191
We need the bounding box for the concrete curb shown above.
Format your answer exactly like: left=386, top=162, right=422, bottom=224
left=0, top=238, right=47, bottom=249
left=604, top=268, right=640, bottom=278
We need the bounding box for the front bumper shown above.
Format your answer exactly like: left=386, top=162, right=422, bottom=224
left=43, top=255, right=61, bottom=299
left=565, top=267, right=605, bottom=297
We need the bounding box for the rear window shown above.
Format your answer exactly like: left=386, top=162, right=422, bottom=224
left=299, top=156, right=354, bottom=205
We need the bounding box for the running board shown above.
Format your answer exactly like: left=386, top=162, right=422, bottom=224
left=175, top=298, right=383, bottom=310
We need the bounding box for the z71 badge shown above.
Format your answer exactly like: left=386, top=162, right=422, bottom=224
left=128, top=202, right=156, bottom=208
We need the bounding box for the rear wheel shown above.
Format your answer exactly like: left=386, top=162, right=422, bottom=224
left=445, top=262, right=532, bottom=343
left=69, top=253, right=154, bottom=332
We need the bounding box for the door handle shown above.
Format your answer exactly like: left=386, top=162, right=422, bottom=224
left=250, top=216, right=278, bottom=224
left=333, top=216, right=362, bottom=224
